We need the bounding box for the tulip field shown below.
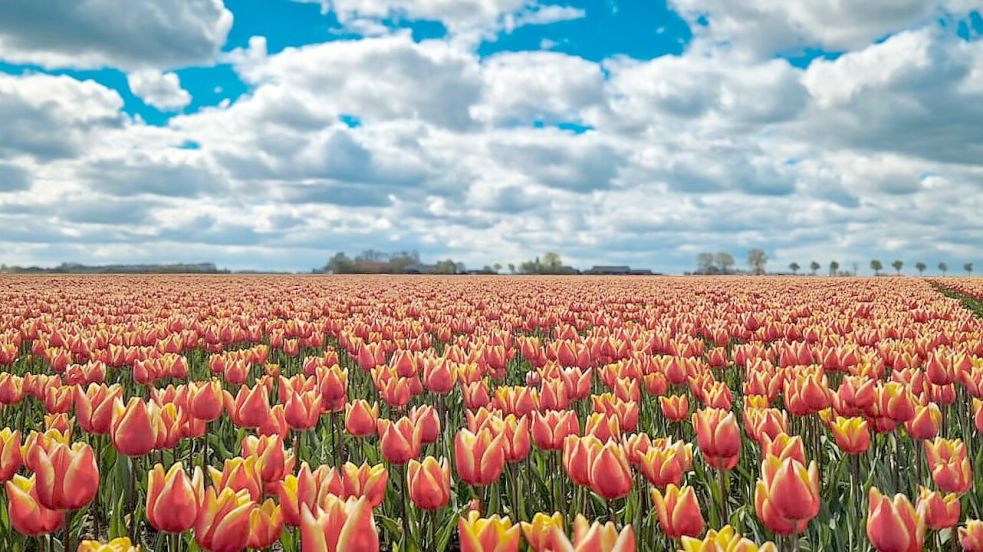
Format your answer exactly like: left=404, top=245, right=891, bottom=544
left=3, top=275, right=983, bottom=552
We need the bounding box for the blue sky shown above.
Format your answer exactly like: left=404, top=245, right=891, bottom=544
left=0, top=0, right=981, bottom=273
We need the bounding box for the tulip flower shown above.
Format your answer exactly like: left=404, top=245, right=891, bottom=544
left=680, top=526, right=777, bottom=551
left=423, top=358, right=457, bottom=393
left=759, top=433, right=806, bottom=464
left=458, top=511, right=521, bottom=552
left=877, top=382, right=916, bottom=423
left=410, top=404, right=441, bottom=444
left=584, top=412, right=621, bottom=443
left=866, top=487, right=925, bottom=552
left=588, top=440, right=633, bottom=500
left=188, top=379, right=225, bottom=422
left=195, top=487, right=255, bottom=552
left=146, top=462, right=203, bottom=533
left=44, top=385, right=74, bottom=414
left=241, top=434, right=294, bottom=484
left=660, top=394, right=689, bottom=422
left=228, top=384, right=271, bottom=429
left=693, top=408, right=741, bottom=470
left=455, top=427, right=506, bottom=486
left=209, top=456, right=264, bottom=501
left=339, top=461, right=389, bottom=508
left=830, top=416, right=870, bottom=454
left=463, top=381, right=492, bottom=410
left=905, top=403, right=941, bottom=441
left=531, top=410, right=579, bottom=450
left=317, top=364, right=349, bottom=405
left=4, top=474, right=65, bottom=536
left=651, top=485, right=705, bottom=539
left=521, top=512, right=564, bottom=552
left=917, top=486, right=959, bottom=530
left=961, top=520, right=983, bottom=552
left=563, top=435, right=601, bottom=487
left=301, top=495, right=379, bottom=552
left=248, top=498, right=283, bottom=549
left=924, top=438, right=973, bottom=494
left=754, top=455, right=819, bottom=535
left=0, top=428, right=22, bottom=483
left=27, top=441, right=99, bottom=511
left=283, top=389, right=322, bottom=430
left=111, top=398, right=158, bottom=457
left=378, top=417, right=423, bottom=464
left=407, top=456, right=451, bottom=510
left=344, top=400, right=379, bottom=437
left=76, top=537, right=140, bottom=551
left=0, top=373, right=24, bottom=405
left=550, top=515, right=636, bottom=552
left=75, top=383, right=122, bottom=435
left=639, top=439, right=692, bottom=488
left=279, top=462, right=329, bottom=527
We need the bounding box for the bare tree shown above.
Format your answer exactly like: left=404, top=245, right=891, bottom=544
left=715, top=252, right=735, bottom=274
left=697, top=252, right=716, bottom=274
left=747, top=248, right=768, bottom=275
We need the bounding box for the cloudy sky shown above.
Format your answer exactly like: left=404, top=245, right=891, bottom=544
left=0, top=0, right=981, bottom=274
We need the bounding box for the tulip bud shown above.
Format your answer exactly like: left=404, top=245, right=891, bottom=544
left=194, top=487, right=254, bottom=552
left=455, top=427, right=506, bottom=486
left=458, top=511, right=521, bottom=552
left=651, top=484, right=704, bottom=539
left=521, top=512, right=564, bottom=552
left=4, top=474, right=65, bottom=536
left=76, top=537, right=140, bottom=552
left=111, top=398, right=158, bottom=457
left=301, top=495, right=379, bottom=552
left=866, top=487, right=925, bottom=552
left=0, top=428, right=22, bottom=483
left=146, top=462, right=203, bottom=533
left=407, top=456, right=451, bottom=510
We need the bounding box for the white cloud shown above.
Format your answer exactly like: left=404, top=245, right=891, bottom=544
left=0, top=72, right=124, bottom=160
left=0, top=0, right=232, bottom=70
left=0, top=7, right=981, bottom=273
left=472, top=51, right=604, bottom=125
left=670, top=0, right=975, bottom=56
left=127, top=71, right=192, bottom=111
left=297, top=0, right=582, bottom=43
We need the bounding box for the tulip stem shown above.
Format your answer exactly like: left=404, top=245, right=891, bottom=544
left=718, top=468, right=728, bottom=523
left=64, top=510, right=73, bottom=552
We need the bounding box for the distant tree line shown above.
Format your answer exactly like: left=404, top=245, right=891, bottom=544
left=695, top=251, right=975, bottom=276
left=0, top=262, right=227, bottom=274
left=322, top=250, right=465, bottom=274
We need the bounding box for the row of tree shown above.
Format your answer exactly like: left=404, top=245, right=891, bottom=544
left=321, top=251, right=580, bottom=275
left=695, top=249, right=768, bottom=275
left=699, top=251, right=975, bottom=276
left=863, top=260, right=973, bottom=276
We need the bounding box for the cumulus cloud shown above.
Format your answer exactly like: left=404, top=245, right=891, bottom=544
left=0, top=0, right=233, bottom=70
left=127, top=71, right=192, bottom=111
left=670, top=0, right=976, bottom=56
left=298, top=0, right=582, bottom=41
left=0, top=73, right=124, bottom=160
left=0, top=2, right=980, bottom=272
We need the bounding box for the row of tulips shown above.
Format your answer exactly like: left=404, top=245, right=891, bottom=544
left=0, top=275, right=982, bottom=551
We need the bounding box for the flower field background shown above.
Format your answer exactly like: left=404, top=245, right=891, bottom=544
left=1, top=275, right=983, bottom=552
